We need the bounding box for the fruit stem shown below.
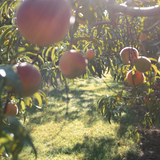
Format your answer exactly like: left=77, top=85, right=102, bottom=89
left=131, top=71, right=136, bottom=87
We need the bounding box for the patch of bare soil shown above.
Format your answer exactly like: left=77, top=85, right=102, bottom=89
left=131, top=105, right=160, bottom=160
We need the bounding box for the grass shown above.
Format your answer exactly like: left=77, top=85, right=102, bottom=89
left=7, top=75, right=142, bottom=160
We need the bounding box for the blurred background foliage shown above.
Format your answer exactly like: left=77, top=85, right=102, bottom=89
left=1, top=0, right=160, bottom=159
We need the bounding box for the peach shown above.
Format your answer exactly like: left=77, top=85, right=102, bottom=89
left=13, top=63, right=41, bottom=97
left=4, top=102, right=18, bottom=117
left=135, top=56, right=151, bottom=73
left=16, top=0, right=71, bottom=46
left=126, top=70, right=144, bottom=87
left=86, top=49, right=95, bottom=60
left=59, top=50, right=87, bottom=79
left=120, top=47, right=139, bottom=65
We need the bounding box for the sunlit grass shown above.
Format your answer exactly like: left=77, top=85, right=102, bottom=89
left=13, top=75, right=141, bottom=160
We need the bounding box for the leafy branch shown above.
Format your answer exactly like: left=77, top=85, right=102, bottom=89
left=102, top=0, right=160, bottom=17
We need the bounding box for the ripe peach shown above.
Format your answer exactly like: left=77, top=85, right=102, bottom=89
left=144, top=97, right=150, bottom=102
left=86, top=49, right=95, bottom=60
left=156, top=84, right=160, bottom=89
left=13, top=63, right=41, bottom=97
left=153, top=91, right=157, bottom=96
left=126, top=70, right=144, bottom=87
left=59, top=50, right=87, bottom=79
left=120, top=47, right=139, bottom=65
left=139, top=32, right=147, bottom=42
left=135, top=56, right=151, bottom=73
left=16, top=0, right=71, bottom=46
left=4, top=102, right=18, bottom=117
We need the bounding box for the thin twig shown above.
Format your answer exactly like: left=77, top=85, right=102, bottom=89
left=64, top=78, right=69, bottom=119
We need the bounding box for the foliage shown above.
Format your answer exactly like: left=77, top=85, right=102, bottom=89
left=0, top=0, right=160, bottom=159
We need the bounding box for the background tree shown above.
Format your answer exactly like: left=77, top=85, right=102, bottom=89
left=1, top=0, right=160, bottom=159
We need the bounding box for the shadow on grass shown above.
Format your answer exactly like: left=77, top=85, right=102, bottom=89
left=49, top=135, right=141, bottom=160
left=27, top=104, right=66, bottom=124
left=47, top=86, right=96, bottom=107
left=26, top=79, right=125, bottom=134
left=50, top=136, right=123, bottom=160
left=115, top=106, right=143, bottom=138
left=26, top=83, right=99, bottom=124
left=27, top=103, right=98, bottom=126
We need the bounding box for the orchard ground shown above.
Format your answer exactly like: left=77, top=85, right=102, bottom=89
left=5, top=74, right=159, bottom=160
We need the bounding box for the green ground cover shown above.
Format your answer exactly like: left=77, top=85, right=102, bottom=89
left=7, top=75, right=141, bottom=160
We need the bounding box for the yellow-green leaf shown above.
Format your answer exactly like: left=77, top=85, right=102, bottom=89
left=148, top=57, right=157, bottom=62
left=20, top=100, right=26, bottom=111
left=51, top=47, right=56, bottom=62
left=136, top=132, right=139, bottom=142
left=33, top=92, right=42, bottom=107
left=92, top=66, right=95, bottom=72
left=151, top=64, right=157, bottom=76
left=24, top=97, right=30, bottom=107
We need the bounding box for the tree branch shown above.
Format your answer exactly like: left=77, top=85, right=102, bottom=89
left=103, top=0, right=160, bottom=17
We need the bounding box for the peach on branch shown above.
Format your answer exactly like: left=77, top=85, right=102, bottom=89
left=144, top=97, right=150, bottom=102
left=135, top=56, right=151, bottom=73
left=120, top=47, right=139, bottom=65
left=13, top=63, right=41, bottom=97
left=59, top=50, right=87, bottom=79
left=16, top=0, right=71, bottom=46
left=156, top=84, right=160, bottom=89
left=85, top=49, right=95, bottom=60
left=4, top=102, right=18, bottom=117
left=126, top=70, right=144, bottom=87
left=139, top=32, right=147, bottom=42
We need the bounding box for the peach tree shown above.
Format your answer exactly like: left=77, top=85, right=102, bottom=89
left=1, top=0, right=160, bottom=159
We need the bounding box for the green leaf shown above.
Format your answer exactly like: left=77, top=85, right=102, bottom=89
left=6, top=117, right=37, bottom=159
left=24, top=97, right=31, bottom=107
left=20, top=100, right=26, bottom=111
left=151, top=64, right=157, bottom=76
left=51, top=47, right=56, bottom=63
left=83, top=41, right=91, bottom=52
left=0, top=65, right=22, bottom=96
left=92, top=65, right=95, bottom=72
left=136, top=131, right=139, bottom=143
left=33, top=92, right=42, bottom=107
left=0, top=1, right=8, bottom=11
left=148, top=57, right=157, bottom=62
left=0, top=144, right=8, bottom=157
left=18, top=46, right=40, bottom=53
left=38, top=90, right=48, bottom=107
left=0, top=26, right=16, bottom=46
left=37, top=54, right=44, bottom=64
